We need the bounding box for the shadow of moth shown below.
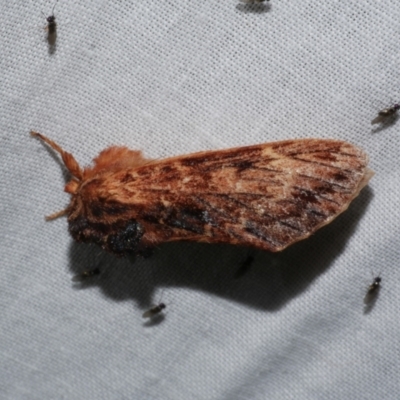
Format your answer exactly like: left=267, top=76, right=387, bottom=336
left=31, top=132, right=373, bottom=257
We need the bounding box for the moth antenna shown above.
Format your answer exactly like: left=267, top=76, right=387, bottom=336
left=369, top=265, right=383, bottom=281
left=45, top=207, right=69, bottom=221
left=30, top=131, right=83, bottom=180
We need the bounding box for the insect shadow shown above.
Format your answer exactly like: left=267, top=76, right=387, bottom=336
left=142, top=312, right=166, bottom=327
left=371, top=113, right=399, bottom=134
left=68, top=186, right=372, bottom=312
left=235, top=1, right=271, bottom=14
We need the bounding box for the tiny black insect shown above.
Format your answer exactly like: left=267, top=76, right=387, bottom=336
left=42, top=0, right=58, bottom=46
left=142, top=303, right=166, bottom=319
left=371, top=104, right=400, bottom=124
left=72, top=267, right=101, bottom=282
left=364, top=276, right=381, bottom=305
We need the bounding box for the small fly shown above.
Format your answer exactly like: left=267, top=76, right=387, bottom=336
left=42, top=0, right=58, bottom=46
left=364, top=276, right=381, bottom=305
left=371, top=104, right=400, bottom=124
left=142, top=303, right=166, bottom=319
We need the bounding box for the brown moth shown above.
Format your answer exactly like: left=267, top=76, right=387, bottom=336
left=371, top=104, right=400, bottom=124
left=31, top=132, right=373, bottom=258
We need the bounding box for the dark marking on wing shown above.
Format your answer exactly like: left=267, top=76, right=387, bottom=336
left=307, top=209, right=327, bottom=218
left=179, top=147, right=263, bottom=167
left=291, top=157, right=354, bottom=173
left=163, top=206, right=206, bottom=234
left=106, top=220, right=144, bottom=255
left=312, top=152, right=338, bottom=161
left=292, top=187, right=320, bottom=204
left=332, top=171, right=349, bottom=181
left=121, top=173, right=135, bottom=184
left=244, top=221, right=281, bottom=247
left=279, top=221, right=304, bottom=232
left=102, top=201, right=131, bottom=216
left=297, top=174, right=349, bottom=190
left=234, top=160, right=254, bottom=172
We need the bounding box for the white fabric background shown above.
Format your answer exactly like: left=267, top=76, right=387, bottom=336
left=1, top=0, right=400, bottom=398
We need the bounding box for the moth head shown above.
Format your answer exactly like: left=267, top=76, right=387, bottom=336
left=31, top=132, right=147, bottom=256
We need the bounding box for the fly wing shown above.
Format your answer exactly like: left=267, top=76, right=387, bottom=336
left=81, top=139, right=372, bottom=253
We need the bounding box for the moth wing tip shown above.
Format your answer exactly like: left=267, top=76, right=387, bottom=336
left=358, top=168, right=374, bottom=193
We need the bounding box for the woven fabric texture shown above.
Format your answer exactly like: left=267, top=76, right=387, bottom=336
left=1, top=0, right=400, bottom=399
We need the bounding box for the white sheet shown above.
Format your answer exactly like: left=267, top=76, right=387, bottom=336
left=1, top=0, right=400, bottom=398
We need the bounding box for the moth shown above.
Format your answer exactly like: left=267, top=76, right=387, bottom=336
left=42, top=0, right=58, bottom=46
left=371, top=104, right=400, bottom=124
left=364, top=276, right=381, bottom=305
left=142, top=303, right=166, bottom=319
left=31, top=131, right=373, bottom=258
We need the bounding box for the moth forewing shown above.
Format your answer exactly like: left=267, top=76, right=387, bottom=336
left=31, top=132, right=373, bottom=258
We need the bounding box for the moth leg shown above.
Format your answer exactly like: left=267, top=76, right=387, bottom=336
left=45, top=208, right=69, bottom=221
